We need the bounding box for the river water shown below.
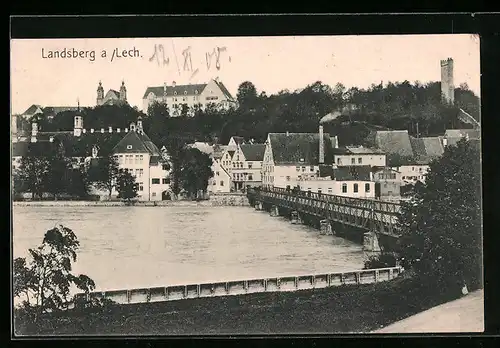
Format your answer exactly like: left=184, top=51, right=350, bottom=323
left=13, top=205, right=366, bottom=292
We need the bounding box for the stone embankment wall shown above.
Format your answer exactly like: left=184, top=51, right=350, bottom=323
left=208, top=193, right=250, bottom=207
left=13, top=194, right=250, bottom=208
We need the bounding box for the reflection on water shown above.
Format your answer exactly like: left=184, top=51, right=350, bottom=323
left=13, top=206, right=365, bottom=292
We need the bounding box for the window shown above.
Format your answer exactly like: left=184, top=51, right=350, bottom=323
left=353, top=183, right=359, bottom=193
left=184, top=91, right=187, bottom=95
left=301, top=166, right=306, bottom=172
left=139, top=155, right=144, bottom=163
left=127, top=145, right=132, bottom=150
left=248, top=174, right=253, bottom=181
left=220, top=181, right=224, bottom=186
left=139, top=183, right=144, bottom=191
left=152, top=192, right=156, bottom=197
left=236, top=155, right=240, bottom=161
left=162, top=178, right=170, bottom=184
left=286, top=176, right=291, bottom=181
left=337, top=158, right=342, bottom=165
left=135, top=155, right=140, bottom=164
left=119, top=155, right=124, bottom=163
left=351, top=158, right=355, bottom=164
left=342, top=183, right=347, bottom=193
left=318, top=189, right=322, bottom=194
left=365, top=183, right=370, bottom=192
left=296, top=166, right=300, bottom=172
left=310, top=166, right=314, bottom=172
left=328, top=188, right=333, bottom=194
left=138, top=169, right=144, bottom=177
left=248, top=162, right=253, bottom=169
left=174, top=91, right=177, bottom=95
left=195, top=90, right=199, bottom=94
left=240, top=162, right=243, bottom=168
left=358, top=157, right=362, bottom=164
left=216, top=171, right=220, bottom=176
left=152, top=178, right=160, bottom=184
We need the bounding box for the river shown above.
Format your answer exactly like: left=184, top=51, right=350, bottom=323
left=13, top=205, right=366, bottom=292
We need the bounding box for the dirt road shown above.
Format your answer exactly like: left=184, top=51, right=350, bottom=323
left=373, top=289, right=484, bottom=333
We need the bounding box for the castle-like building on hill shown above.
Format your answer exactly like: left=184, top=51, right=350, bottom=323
left=96, top=80, right=128, bottom=106
left=142, top=79, right=237, bottom=116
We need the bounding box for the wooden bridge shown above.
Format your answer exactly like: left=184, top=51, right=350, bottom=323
left=247, top=187, right=402, bottom=238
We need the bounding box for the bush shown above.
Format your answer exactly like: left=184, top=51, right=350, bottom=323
left=364, top=252, right=399, bottom=269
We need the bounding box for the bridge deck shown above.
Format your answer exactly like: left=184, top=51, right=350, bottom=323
left=250, top=187, right=402, bottom=236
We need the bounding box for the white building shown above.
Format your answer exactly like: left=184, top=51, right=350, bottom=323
left=334, top=145, right=386, bottom=167
left=142, top=79, right=237, bottom=115
left=392, top=164, right=430, bottom=185
left=112, top=118, right=171, bottom=201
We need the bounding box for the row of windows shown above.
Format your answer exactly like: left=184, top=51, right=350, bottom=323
left=403, top=175, right=425, bottom=180
left=341, top=183, right=370, bottom=194
left=296, top=165, right=315, bottom=172
left=377, top=173, right=397, bottom=180
left=233, top=173, right=254, bottom=181
left=117, top=154, right=144, bottom=164
left=206, top=96, right=219, bottom=101
left=151, top=178, right=170, bottom=185
left=123, top=168, right=144, bottom=177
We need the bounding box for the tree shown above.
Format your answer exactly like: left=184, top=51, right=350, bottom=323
left=179, top=148, right=214, bottom=199
left=65, top=167, right=90, bottom=198
left=13, top=225, right=97, bottom=324
left=45, top=145, right=71, bottom=200
left=87, top=155, right=119, bottom=199
left=163, top=137, right=187, bottom=199
left=236, top=81, right=258, bottom=109
left=398, top=138, right=482, bottom=293
left=16, top=155, right=50, bottom=200
left=116, top=169, right=138, bottom=202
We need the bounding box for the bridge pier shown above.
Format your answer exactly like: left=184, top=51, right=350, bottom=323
left=363, top=231, right=381, bottom=252
left=319, top=219, right=334, bottom=235
left=270, top=205, right=279, bottom=217
left=254, top=201, right=263, bottom=211
left=291, top=211, right=303, bottom=224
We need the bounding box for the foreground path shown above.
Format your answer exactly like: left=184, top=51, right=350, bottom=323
left=373, top=289, right=484, bottom=333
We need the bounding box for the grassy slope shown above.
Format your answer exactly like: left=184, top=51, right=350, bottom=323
left=16, top=275, right=461, bottom=336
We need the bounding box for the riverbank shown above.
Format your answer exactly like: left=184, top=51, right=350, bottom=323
left=12, top=193, right=250, bottom=207
left=15, top=275, right=464, bottom=336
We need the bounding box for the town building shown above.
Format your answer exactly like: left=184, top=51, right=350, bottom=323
left=286, top=165, right=375, bottom=199
left=142, top=79, right=237, bottom=115
left=111, top=118, right=171, bottom=201
left=228, top=143, right=266, bottom=191
left=371, top=166, right=402, bottom=201
left=208, top=144, right=231, bottom=193
left=261, top=126, right=338, bottom=189
left=333, top=145, right=385, bottom=167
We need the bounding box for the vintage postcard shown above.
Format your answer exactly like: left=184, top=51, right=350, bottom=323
left=11, top=34, right=483, bottom=336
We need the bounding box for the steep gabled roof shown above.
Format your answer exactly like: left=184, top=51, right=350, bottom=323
left=230, top=136, right=245, bottom=145
left=213, top=80, right=234, bottom=100
left=143, top=84, right=207, bottom=99
left=374, top=130, right=414, bottom=157
left=112, top=130, right=161, bottom=156
left=22, top=104, right=43, bottom=116
left=240, top=144, right=266, bottom=161
left=189, top=142, right=214, bottom=156
left=444, top=129, right=481, bottom=147
left=268, top=132, right=334, bottom=165
left=212, top=145, right=227, bottom=159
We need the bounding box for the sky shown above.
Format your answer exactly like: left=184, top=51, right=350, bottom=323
left=10, top=34, right=480, bottom=114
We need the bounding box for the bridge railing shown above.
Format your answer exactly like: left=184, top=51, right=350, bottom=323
left=72, top=266, right=403, bottom=306
left=252, top=187, right=402, bottom=215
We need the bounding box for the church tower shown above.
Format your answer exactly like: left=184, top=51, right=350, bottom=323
left=97, top=81, right=104, bottom=106
left=120, top=80, right=127, bottom=102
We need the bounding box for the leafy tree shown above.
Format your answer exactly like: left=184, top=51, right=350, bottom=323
left=13, top=225, right=97, bottom=324
left=236, top=81, right=258, bottom=109
left=398, top=138, right=482, bottom=293
left=364, top=252, right=398, bottom=269
left=163, top=137, right=187, bottom=199
left=45, top=144, right=71, bottom=200
left=66, top=167, right=91, bottom=198
left=87, top=155, right=119, bottom=199
left=116, top=169, right=139, bottom=202
left=147, top=100, right=170, bottom=119
left=16, top=153, right=50, bottom=200
left=179, top=148, right=214, bottom=199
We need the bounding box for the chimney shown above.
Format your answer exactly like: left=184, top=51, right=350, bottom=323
left=137, top=117, right=143, bottom=133
left=130, top=122, right=136, bottom=132
left=319, top=125, right=325, bottom=164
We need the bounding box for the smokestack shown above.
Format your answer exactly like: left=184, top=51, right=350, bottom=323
left=319, top=125, right=325, bottom=164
